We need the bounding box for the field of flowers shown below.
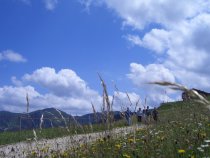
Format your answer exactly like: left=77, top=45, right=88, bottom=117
left=41, top=100, right=210, bottom=158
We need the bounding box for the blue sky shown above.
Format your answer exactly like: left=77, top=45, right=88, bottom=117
left=1, top=0, right=210, bottom=115
left=0, top=0, right=151, bottom=88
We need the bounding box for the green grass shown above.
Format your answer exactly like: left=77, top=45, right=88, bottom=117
left=48, top=100, right=210, bottom=158
left=0, top=116, right=127, bottom=146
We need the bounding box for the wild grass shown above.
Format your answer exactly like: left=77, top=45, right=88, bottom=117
left=52, top=99, right=209, bottom=158
left=46, top=82, right=210, bottom=158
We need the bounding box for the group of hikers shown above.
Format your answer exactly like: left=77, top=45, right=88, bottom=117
left=124, top=106, right=158, bottom=126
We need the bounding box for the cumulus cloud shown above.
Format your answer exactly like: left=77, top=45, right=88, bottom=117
left=82, top=0, right=210, bottom=91
left=0, top=67, right=147, bottom=114
left=127, top=63, right=176, bottom=106
left=83, top=0, right=207, bottom=29
left=127, top=63, right=175, bottom=86
left=127, top=29, right=170, bottom=54
left=125, top=14, right=210, bottom=91
left=2, top=66, right=169, bottom=113
left=0, top=67, right=104, bottom=115
left=43, top=0, right=58, bottom=10
left=22, top=67, right=99, bottom=98
left=0, top=85, right=100, bottom=115
left=22, top=67, right=102, bottom=114
left=0, top=86, right=40, bottom=112
left=0, top=50, right=27, bottom=63
left=1, top=65, right=153, bottom=114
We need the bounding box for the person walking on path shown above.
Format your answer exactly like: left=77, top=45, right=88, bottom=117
left=142, top=108, right=146, bottom=124
left=152, top=107, right=158, bottom=123
left=125, top=107, right=132, bottom=126
left=136, top=108, right=143, bottom=123
left=145, top=106, right=151, bottom=124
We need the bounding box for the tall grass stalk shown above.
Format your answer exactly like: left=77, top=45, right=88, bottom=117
left=55, top=109, right=70, bottom=132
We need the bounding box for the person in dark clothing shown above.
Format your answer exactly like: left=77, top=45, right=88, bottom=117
left=152, top=107, right=158, bottom=122
left=145, top=106, right=151, bottom=123
left=125, top=107, right=132, bottom=126
left=146, top=106, right=150, bottom=116
left=142, top=109, right=146, bottom=124
left=136, top=108, right=143, bottom=123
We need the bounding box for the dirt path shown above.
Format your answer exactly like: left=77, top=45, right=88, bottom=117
left=0, top=125, right=145, bottom=158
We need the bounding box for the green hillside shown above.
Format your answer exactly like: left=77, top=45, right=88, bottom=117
left=51, top=99, right=210, bottom=158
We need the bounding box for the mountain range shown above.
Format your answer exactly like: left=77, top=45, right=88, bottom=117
left=0, top=108, right=122, bottom=132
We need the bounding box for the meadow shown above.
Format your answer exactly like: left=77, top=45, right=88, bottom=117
left=41, top=99, right=209, bottom=158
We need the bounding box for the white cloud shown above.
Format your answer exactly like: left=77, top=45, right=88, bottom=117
left=0, top=50, right=27, bottom=63
left=126, top=34, right=142, bottom=47
left=126, top=13, right=210, bottom=90
left=43, top=0, right=58, bottom=10
left=82, top=0, right=210, bottom=91
left=2, top=67, right=151, bottom=114
left=0, top=86, right=40, bottom=112
left=127, top=63, right=175, bottom=87
left=84, top=0, right=207, bottom=29
left=127, top=29, right=170, bottom=54
left=0, top=67, right=104, bottom=115
left=22, top=67, right=99, bottom=98
left=22, top=67, right=103, bottom=113
left=127, top=63, right=176, bottom=106
left=0, top=85, right=99, bottom=115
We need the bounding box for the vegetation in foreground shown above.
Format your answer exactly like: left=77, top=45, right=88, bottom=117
left=31, top=100, right=210, bottom=158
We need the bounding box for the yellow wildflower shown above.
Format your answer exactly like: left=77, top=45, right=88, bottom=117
left=115, top=144, right=121, bottom=150
left=178, top=149, right=185, bottom=154
left=128, top=138, right=134, bottom=143
left=123, top=153, right=131, bottom=158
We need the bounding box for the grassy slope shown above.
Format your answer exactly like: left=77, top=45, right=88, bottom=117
left=59, top=100, right=210, bottom=158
